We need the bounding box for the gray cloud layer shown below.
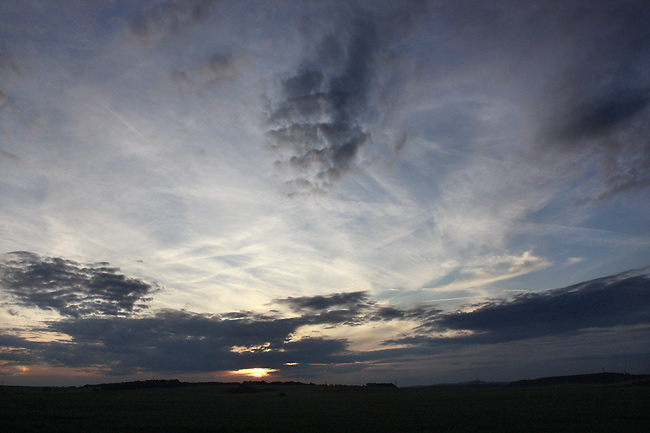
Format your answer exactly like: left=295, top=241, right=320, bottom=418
left=0, top=309, right=355, bottom=375
left=275, top=291, right=369, bottom=312
left=388, top=269, right=650, bottom=347
left=2, top=253, right=648, bottom=377
left=0, top=252, right=156, bottom=318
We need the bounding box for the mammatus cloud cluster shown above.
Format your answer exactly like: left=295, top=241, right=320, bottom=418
left=265, top=6, right=422, bottom=195
left=2, top=253, right=648, bottom=378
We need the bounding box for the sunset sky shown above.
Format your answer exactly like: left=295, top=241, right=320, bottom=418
left=1, top=0, right=649, bottom=387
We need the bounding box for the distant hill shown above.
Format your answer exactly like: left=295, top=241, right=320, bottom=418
left=509, top=372, right=650, bottom=387
left=407, top=372, right=650, bottom=389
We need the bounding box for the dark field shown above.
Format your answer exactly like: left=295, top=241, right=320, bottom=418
left=2, top=383, right=649, bottom=432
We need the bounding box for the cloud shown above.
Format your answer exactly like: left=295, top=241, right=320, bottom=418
left=274, top=291, right=379, bottom=327
left=129, top=0, right=216, bottom=46
left=0, top=48, right=21, bottom=136
left=566, top=257, right=584, bottom=266
left=555, top=92, right=650, bottom=142
left=530, top=1, right=650, bottom=201
left=265, top=19, right=377, bottom=194
left=370, top=304, right=442, bottom=322
left=2, top=265, right=649, bottom=378
left=389, top=268, right=650, bottom=346
left=273, top=291, right=442, bottom=327
left=396, top=1, right=650, bottom=203
left=429, top=251, right=551, bottom=292
left=275, top=291, right=369, bottom=312
left=170, top=52, right=236, bottom=92
left=0, top=50, right=20, bottom=77
left=0, top=256, right=436, bottom=374
left=0, top=149, right=20, bottom=163
left=547, top=88, right=650, bottom=202
left=265, top=4, right=424, bottom=195
left=0, top=252, right=157, bottom=318
left=0, top=309, right=353, bottom=374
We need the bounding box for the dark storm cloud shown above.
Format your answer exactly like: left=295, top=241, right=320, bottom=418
left=386, top=269, right=650, bottom=347
left=0, top=252, right=156, bottom=318
left=266, top=4, right=425, bottom=194
left=129, top=0, right=215, bottom=46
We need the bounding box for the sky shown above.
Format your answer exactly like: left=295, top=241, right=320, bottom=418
left=1, top=0, right=649, bottom=387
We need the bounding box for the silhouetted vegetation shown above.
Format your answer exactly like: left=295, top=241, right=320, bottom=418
left=83, top=379, right=185, bottom=391
left=2, top=373, right=649, bottom=432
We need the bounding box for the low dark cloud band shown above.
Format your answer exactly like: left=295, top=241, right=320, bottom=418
left=2, top=252, right=649, bottom=379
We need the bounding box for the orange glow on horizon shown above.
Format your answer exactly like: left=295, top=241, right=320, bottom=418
left=230, top=368, right=278, bottom=378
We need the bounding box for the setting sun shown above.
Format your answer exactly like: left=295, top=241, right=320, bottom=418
left=231, top=368, right=278, bottom=378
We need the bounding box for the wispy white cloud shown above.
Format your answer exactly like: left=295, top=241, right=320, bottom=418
left=423, top=251, right=550, bottom=296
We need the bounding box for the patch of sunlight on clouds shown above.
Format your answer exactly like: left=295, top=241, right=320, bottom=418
left=230, top=343, right=273, bottom=354
left=295, top=320, right=419, bottom=352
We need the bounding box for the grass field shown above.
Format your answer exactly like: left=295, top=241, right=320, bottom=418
left=2, top=383, right=649, bottom=432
